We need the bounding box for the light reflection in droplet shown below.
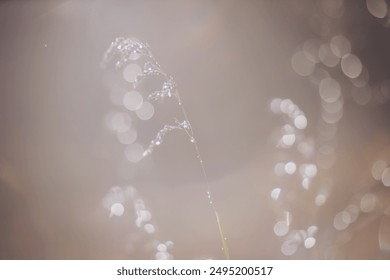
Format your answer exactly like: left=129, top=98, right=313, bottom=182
left=345, top=205, right=359, bottom=223
left=307, top=225, right=319, bottom=236
left=371, top=160, right=387, bottom=180
left=274, top=221, right=289, bottom=237
left=309, top=67, right=330, bottom=86
left=280, top=99, right=294, bottom=114
left=107, top=111, right=132, bottom=133
left=319, top=43, right=340, bottom=67
left=274, top=162, right=286, bottom=176
left=270, top=98, right=283, bottom=114
left=294, top=115, right=308, bottom=129
left=334, top=211, right=349, bottom=230
left=123, top=90, right=143, bottom=111
left=144, top=223, right=155, bottom=234
left=330, top=35, right=351, bottom=58
left=165, top=241, right=174, bottom=249
left=341, top=54, right=363, bottom=79
left=315, top=194, right=327, bottom=206
left=123, top=63, right=142, bottom=83
left=351, top=67, right=370, bottom=88
left=300, top=164, right=318, bottom=178
left=284, top=211, right=292, bottom=224
left=341, top=210, right=352, bottom=224
left=155, top=252, right=172, bottom=260
left=282, top=134, right=296, bottom=146
left=157, top=243, right=167, bottom=252
left=284, top=161, right=297, bottom=175
left=321, top=97, right=344, bottom=114
left=137, top=210, right=152, bottom=222
left=321, top=108, right=343, bottom=124
left=125, top=143, right=144, bottom=163
left=281, top=240, right=298, bottom=256
left=319, top=78, right=341, bottom=103
left=304, top=237, right=316, bottom=249
left=301, top=177, right=311, bottom=190
left=366, top=0, right=387, bottom=18
left=102, top=186, right=126, bottom=210
left=136, top=101, right=155, bottom=121
left=270, top=188, right=282, bottom=201
left=360, top=193, right=377, bottom=213
left=291, top=51, right=315, bottom=76
left=382, top=167, right=390, bottom=187
left=110, top=202, right=125, bottom=217
left=315, top=188, right=329, bottom=206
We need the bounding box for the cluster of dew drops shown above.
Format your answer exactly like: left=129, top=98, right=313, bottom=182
left=99, top=37, right=197, bottom=260
left=99, top=37, right=219, bottom=259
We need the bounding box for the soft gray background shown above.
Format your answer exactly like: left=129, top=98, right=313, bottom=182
left=1, top=0, right=390, bottom=259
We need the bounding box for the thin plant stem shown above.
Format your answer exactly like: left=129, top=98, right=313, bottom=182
left=176, top=93, right=230, bottom=259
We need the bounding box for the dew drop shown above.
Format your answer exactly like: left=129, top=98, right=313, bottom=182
left=274, top=221, right=289, bottom=237
left=304, top=237, right=316, bottom=249
left=270, top=188, right=281, bottom=200
left=284, top=161, right=297, bottom=175
left=123, top=90, right=143, bottom=111
left=307, top=225, right=319, bottom=236
left=291, top=51, right=315, bottom=76
left=330, top=35, right=351, bottom=58
left=294, top=115, right=308, bottom=130
left=319, top=43, right=340, bottom=67
left=333, top=211, right=349, bottom=230
left=157, top=243, right=167, bottom=252
left=144, top=224, right=155, bottom=234
left=319, top=78, right=341, bottom=103
left=341, top=54, right=363, bottom=79
left=125, top=143, right=144, bottom=163
left=123, top=63, right=142, bottom=83
left=281, top=240, right=298, bottom=256
left=366, top=0, right=387, bottom=18
left=117, top=128, right=137, bottom=145
left=136, top=101, right=155, bottom=120
left=110, top=203, right=125, bottom=217
left=281, top=134, right=296, bottom=146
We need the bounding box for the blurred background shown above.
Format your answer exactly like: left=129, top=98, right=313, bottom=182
left=1, top=0, right=390, bottom=259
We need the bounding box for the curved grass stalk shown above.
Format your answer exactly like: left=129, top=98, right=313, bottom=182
left=102, top=37, right=230, bottom=259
